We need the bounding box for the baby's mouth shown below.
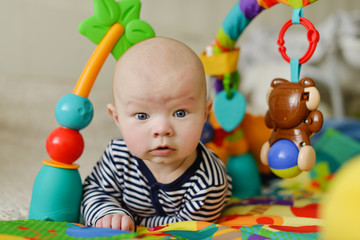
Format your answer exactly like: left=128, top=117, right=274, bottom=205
left=151, top=146, right=174, bottom=156
left=157, top=146, right=169, bottom=150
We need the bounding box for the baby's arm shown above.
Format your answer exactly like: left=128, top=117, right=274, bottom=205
left=137, top=183, right=231, bottom=227
left=81, top=144, right=135, bottom=230
left=81, top=179, right=135, bottom=231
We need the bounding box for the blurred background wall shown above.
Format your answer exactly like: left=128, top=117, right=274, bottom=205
left=0, top=0, right=358, bottom=81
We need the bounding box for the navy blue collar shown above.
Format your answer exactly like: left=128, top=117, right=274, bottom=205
left=134, top=144, right=203, bottom=190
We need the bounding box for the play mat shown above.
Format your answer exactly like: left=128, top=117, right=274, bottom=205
left=0, top=181, right=322, bottom=240
left=0, top=194, right=320, bottom=240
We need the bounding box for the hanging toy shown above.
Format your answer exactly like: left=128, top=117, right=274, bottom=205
left=260, top=6, right=323, bottom=178
left=200, top=0, right=319, bottom=197
left=261, top=78, right=323, bottom=178
left=213, top=73, right=246, bottom=132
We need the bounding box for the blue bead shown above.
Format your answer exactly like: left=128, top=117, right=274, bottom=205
left=268, top=139, right=299, bottom=170
left=55, top=93, right=93, bottom=130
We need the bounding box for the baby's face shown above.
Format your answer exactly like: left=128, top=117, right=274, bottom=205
left=110, top=38, right=210, bottom=166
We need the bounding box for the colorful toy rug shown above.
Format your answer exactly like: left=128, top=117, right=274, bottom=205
left=0, top=180, right=323, bottom=240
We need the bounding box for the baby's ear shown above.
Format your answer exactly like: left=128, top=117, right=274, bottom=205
left=107, top=103, right=120, bottom=127
left=205, top=99, right=213, bottom=120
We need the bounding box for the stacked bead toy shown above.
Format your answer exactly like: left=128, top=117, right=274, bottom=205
left=29, top=0, right=155, bottom=222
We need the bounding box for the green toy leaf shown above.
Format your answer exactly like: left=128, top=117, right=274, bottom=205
left=78, top=16, right=110, bottom=44
left=94, top=0, right=120, bottom=25
left=112, top=37, right=132, bottom=60
left=79, top=0, right=155, bottom=60
left=117, top=0, right=141, bottom=26
left=111, top=19, right=155, bottom=59
left=125, top=19, right=155, bottom=44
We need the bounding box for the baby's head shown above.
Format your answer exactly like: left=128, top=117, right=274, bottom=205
left=108, top=37, right=211, bottom=164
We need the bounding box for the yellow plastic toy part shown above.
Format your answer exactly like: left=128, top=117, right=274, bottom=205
left=321, top=155, right=360, bottom=240
left=43, top=159, right=80, bottom=169
left=73, top=23, right=124, bottom=98
left=199, top=49, right=239, bottom=76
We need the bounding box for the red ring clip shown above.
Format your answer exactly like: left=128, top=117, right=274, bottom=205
left=277, top=17, right=320, bottom=64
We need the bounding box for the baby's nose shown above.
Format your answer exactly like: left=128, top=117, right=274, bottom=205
left=152, top=120, right=174, bottom=137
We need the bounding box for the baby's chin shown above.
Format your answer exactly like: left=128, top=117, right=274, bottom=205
left=131, top=146, right=198, bottom=165
left=142, top=155, right=180, bottom=165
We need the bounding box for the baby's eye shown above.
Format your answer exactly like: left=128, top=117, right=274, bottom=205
left=174, top=110, right=187, bottom=118
left=135, top=113, right=149, bottom=120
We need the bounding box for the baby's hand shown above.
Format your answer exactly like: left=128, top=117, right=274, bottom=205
left=95, top=213, right=135, bottom=231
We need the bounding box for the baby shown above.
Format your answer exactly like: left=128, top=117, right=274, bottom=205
left=81, top=37, right=232, bottom=231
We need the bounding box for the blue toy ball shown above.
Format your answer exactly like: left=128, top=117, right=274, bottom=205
left=55, top=93, right=94, bottom=130
left=268, top=139, right=301, bottom=178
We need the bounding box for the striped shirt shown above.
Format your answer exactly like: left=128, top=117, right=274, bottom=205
left=81, top=139, right=232, bottom=227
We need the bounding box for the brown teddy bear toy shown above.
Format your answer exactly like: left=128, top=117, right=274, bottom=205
left=260, top=78, right=323, bottom=177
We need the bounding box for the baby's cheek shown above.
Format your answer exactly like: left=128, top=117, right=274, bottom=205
left=122, top=130, right=147, bottom=156
left=180, top=124, right=202, bottom=150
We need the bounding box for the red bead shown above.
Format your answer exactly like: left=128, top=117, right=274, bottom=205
left=46, top=127, right=84, bottom=164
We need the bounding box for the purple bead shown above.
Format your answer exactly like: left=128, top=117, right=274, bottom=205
left=214, top=79, right=224, bottom=93
left=240, top=0, right=265, bottom=20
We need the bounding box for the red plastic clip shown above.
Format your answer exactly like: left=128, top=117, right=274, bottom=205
left=277, top=17, right=320, bottom=64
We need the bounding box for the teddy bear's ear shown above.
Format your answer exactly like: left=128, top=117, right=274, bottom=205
left=298, top=78, right=320, bottom=111
left=271, top=78, right=288, bottom=87
left=304, top=86, right=321, bottom=111
left=299, top=78, right=315, bottom=87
